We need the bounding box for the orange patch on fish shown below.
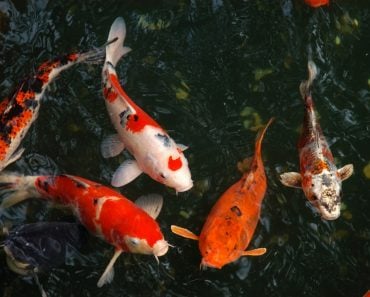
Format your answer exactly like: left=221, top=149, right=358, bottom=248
left=304, top=0, right=329, bottom=7
left=311, top=159, right=329, bottom=175
left=103, top=87, right=118, bottom=102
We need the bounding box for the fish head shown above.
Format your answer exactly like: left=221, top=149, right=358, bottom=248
left=149, top=151, right=193, bottom=193
left=123, top=236, right=169, bottom=260
left=303, top=170, right=342, bottom=220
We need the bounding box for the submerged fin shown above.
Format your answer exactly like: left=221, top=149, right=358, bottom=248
left=32, top=271, right=48, bottom=297
left=0, top=174, right=39, bottom=209
left=135, top=194, right=163, bottom=219
left=97, top=249, right=122, bottom=288
left=106, top=17, right=131, bottom=67
left=4, top=147, right=25, bottom=169
left=279, top=172, right=302, bottom=188
left=171, top=225, right=199, bottom=241
left=111, top=160, right=142, bottom=187
left=337, top=164, right=354, bottom=181
left=241, top=247, right=267, bottom=256
left=101, top=134, right=125, bottom=158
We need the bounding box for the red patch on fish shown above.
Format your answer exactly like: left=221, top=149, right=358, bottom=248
left=108, top=73, right=162, bottom=133
left=168, top=156, right=182, bottom=171
left=103, top=87, right=118, bottom=102
left=304, top=0, right=329, bottom=7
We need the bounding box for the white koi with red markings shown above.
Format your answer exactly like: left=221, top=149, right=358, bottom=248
left=101, top=17, right=193, bottom=192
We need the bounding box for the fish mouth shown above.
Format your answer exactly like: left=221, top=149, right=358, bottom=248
left=200, top=258, right=223, bottom=270
left=320, top=211, right=340, bottom=220
left=153, top=239, right=169, bottom=257
left=176, top=182, right=194, bottom=193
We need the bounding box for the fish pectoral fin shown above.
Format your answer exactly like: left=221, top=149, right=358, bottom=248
left=101, top=134, right=125, bottom=158
left=111, top=160, right=142, bottom=187
left=4, top=147, right=25, bottom=168
left=177, top=144, right=189, bottom=152
left=135, top=194, right=163, bottom=219
left=97, top=249, right=122, bottom=288
left=31, top=270, right=48, bottom=297
left=241, top=247, right=267, bottom=256
left=279, top=172, right=302, bottom=188
left=171, top=225, right=199, bottom=241
left=337, top=164, right=354, bottom=181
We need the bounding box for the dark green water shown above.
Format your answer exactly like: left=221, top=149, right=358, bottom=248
left=0, top=1, right=369, bottom=296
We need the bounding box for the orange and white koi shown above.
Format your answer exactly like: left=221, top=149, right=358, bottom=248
left=171, top=118, right=273, bottom=269
left=0, top=45, right=105, bottom=172
left=101, top=17, right=193, bottom=192
left=0, top=173, right=168, bottom=287
left=280, top=61, right=353, bottom=220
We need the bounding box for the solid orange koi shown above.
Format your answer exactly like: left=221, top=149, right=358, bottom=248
left=171, top=118, right=273, bottom=269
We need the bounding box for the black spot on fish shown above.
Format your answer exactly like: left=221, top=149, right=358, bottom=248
left=30, top=77, right=44, bottom=93
left=119, top=108, right=130, bottom=126
left=58, top=55, right=69, bottom=66
left=155, top=133, right=171, bottom=148
left=231, top=206, right=242, bottom=217
left=133, top=114, right=139, bottom=121
left=321, top=174, right=332, bottom=187
left=25, top=99, right=38, bottom=109
left=42, top=181, right=49, bottom=193
left=93, top=199, right=98, bottom=205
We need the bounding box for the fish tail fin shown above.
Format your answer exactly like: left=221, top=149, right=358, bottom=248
left=254, top=117, right=274, bottom=157
left=299, top=60, right=317, bottom=102
left=105, top=17, right=132, bottom=67
left=0, top=173, right=40, bottom=209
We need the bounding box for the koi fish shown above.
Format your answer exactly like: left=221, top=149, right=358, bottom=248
left=304, top=0, right=329, bottom=8
left=0, top=44, right=106, bottom=172
left=171, top=118, right=273, bottom=269
left=2, top=222, right=86, bottom=297
left=280, top=61, right=353, bottom=220
left=0, top=173, right=168, bottom=287
left=101, top=17, right=193, bottom=192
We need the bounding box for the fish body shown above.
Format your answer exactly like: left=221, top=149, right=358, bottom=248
left=280, top=61, right=353, bottom=220
left=101, top=17, right=193, bottom=192
left=304, top=0, right=329, bottom=8
left=171, top=119, right=273, bottom=269
left=0, top=173, right=168, bottom=287
left=2, top=221, right=86, bottom=297
left=0, top=47, right=103, bottom=172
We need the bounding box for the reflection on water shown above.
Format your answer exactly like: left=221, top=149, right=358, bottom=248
left=0, top=1, right=369, bottom=296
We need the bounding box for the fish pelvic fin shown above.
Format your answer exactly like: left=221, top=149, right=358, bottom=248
left=105, top=17, right=132, bottom=67
left=241, top=247, right=267, bottom=256
left=0, top=173, right=39, bottom=209
left=171, top=225, right=199, bottom=241
left=299, top=60, right=318, bottom=100
left=337, top=164, right=354, bottom=181
left=97, top=248, right=122, bottom=288
left=254, top=117, right=274, bottom=159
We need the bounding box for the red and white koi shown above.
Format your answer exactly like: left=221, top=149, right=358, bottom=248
left=280, top=61, right=353, bottom=220
left=0, top=173, right=168, bottom=287
left=101, top=17, right=193, bottom=192
left=0, top=46, right=104, bottom=172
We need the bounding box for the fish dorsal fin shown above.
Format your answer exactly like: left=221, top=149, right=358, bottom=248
left=241, top=247, right=267, bottom=256
left=61, top=175, right=90, bottom=188
left=171, top=225, right=199, bottom=241
left=135, top=194, right=163, bottom=219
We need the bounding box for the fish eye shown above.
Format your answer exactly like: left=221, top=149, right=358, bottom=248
left=160, top=173, right=166, bottom=179
left=311, top=195, right=318, bottom=201
left=129, top=238, right=140, bottom=246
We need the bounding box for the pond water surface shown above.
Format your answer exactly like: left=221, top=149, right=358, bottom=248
left=0, top=1, right=369, bottom=297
